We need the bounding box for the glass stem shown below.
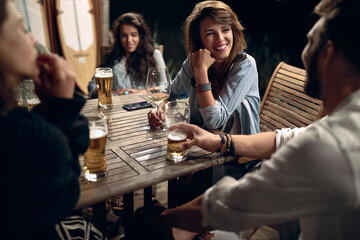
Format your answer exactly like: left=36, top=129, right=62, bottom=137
left=156, top=103, right=160, bottom=113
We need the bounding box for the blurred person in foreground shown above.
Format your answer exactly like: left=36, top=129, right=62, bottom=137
left=0, top=0, right=104, bottom=238
left=88, top=12, right=166, bottom=97
left=144, top=0, right=360, bottom=239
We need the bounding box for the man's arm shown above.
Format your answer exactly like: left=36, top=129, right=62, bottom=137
left=170, top=123, right=277, bottom=159
left=231, top=131, right=276, bottom=159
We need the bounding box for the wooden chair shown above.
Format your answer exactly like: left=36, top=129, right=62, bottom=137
left=239, top=61, right=324, bottom=164
left=242, top=62, right=325, bottom=240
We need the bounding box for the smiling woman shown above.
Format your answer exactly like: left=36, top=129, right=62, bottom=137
left=149, top=0, right=260, bottom=136
left=147, top=0, right=261, bottom=207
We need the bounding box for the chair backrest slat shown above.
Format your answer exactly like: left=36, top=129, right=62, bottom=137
left=259, top=62, right=324, bottom=132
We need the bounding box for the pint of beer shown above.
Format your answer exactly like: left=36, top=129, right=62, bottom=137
left=84, top=115, right=108, bottom=181
left=95, top=67, right=113, bottom=109
left=167, top=131, right=187, bottom=162
left=165, top=101, right=190, bottom=162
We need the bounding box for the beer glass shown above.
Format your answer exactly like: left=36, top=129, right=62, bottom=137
left=164, top=101, right=190, bottom=162
left=83, top=114, right=108, bottom=181
left=95, top=67, right=113, bottom=109
left=23, top=79, right=41, bottom=111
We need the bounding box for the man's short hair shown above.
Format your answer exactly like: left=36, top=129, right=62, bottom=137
left=315, top=0, right=360, bottom=72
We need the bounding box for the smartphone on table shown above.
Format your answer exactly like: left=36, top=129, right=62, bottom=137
left=123, top=101, right=153, bottom=111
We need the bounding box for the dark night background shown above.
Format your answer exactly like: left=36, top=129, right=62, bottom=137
left=109, top=0, right=320, bottom=97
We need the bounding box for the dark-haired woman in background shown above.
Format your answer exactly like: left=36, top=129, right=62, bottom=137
left=88, top=12, right=166, bottom=97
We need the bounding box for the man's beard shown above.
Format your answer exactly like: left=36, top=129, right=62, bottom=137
left=304, top=48, right=323, bottom=100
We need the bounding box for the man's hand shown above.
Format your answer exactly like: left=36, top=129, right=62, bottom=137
left=172, top=228, right=198, bottom=240
left=169, top=123, right=221, bottom=152
left=161, top=195, right=209, bottom=233
left=135, top=199, right=167, bottom=225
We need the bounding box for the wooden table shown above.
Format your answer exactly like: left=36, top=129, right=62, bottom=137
left=76, top=93, right=233, bottom=234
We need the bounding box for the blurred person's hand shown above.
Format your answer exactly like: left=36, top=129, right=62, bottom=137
left=113, top=88, right=133, bottom=95
left=33, top=54, right=75, bottom=100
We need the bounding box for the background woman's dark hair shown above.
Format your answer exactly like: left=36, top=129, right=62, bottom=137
left=0, top=0, right=16, bottom=112
left=101, top=12, right=156, bottom=86
left=183, top=1, right=247, bottom=98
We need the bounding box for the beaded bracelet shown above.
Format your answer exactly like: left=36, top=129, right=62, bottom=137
left=217, top=134, right=226, bottom=152
left=224, top=134, right=231, bottom=153
left=228, top=134, right=232, bottom=153
left=229, top=135, right=235, bottom=155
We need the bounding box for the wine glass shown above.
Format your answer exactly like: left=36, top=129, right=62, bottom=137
left=146, top=67, right=171, bottom=131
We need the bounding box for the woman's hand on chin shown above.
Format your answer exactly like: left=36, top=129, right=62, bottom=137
left=191, top=49, right=216, bottom=83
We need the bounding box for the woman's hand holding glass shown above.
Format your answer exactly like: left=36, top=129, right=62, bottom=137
left=148, top=105, right=165, bottom=127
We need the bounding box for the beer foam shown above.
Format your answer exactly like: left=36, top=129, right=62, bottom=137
left=89, top=127, right=107, bottom=139
left=95, top=72, right=113, bottom=78
left=168, top=131, right=187, bottom=141
left=27, top=98, right=41, bottom=104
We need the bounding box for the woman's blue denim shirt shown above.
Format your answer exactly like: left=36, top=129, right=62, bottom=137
left=169, top=52, right=260, bottom=135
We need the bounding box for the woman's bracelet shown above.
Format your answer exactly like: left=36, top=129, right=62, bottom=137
left=196, top=83, right=211, bottom=93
